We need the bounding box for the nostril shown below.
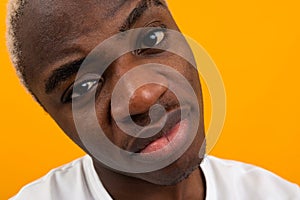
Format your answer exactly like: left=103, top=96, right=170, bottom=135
left=130, top=103, right=166, bottom=127
left=130, top=111, right=151, bottom=127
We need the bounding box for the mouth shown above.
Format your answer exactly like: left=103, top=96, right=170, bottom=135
left=140, top=119, right=189, bottom=154
left=127, top=105, right=191, bottom=154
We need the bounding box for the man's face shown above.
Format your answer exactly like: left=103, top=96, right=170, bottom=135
left=19, top=0, right=205, bottom=185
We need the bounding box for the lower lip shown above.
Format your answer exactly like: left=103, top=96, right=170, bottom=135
left=140, top=119, right=189, bottom=154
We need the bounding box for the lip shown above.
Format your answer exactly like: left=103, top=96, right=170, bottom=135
left=140, top=119, right=189, bottom=154
left=127, top=105, right=191, bottom=153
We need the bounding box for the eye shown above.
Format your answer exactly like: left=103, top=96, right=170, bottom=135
left=61, top=74, right=104, bottom=103
left=141, top=29, right=166, bottom=48
left=135, top=28, right=167, bottom=55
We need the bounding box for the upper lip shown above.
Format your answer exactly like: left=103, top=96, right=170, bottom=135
left=126, top=105, right=191, bottom=153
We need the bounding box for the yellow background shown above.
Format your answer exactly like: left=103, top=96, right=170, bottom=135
left=1, top=0, right=299, bottom=199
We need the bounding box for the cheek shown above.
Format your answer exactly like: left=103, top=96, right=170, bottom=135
left=176, top=59, right=203, bottom=102
left=49, top=109, right=86, bottom=148
left=52, top=103, right=112, bottom=153
left=181, top=61, right=201, bottom=87
left=94, top=88, right=116, bottom=141
left=165, top=56, right=201, bottom=92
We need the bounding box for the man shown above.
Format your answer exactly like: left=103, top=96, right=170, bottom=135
left=6, top=0, right=300, bottom=199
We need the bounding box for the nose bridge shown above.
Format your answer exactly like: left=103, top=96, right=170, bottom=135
left=110, top=57, right=168, bottom=120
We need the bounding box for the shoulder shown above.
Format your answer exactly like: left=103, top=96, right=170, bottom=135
left=201, top=155, right=300, bottom=200
left=10, top=156, right=93, bottom=200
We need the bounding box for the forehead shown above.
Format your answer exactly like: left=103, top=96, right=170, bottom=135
left=18, top=0, right=138, bottom=70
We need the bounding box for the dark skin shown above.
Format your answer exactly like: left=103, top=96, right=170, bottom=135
left=16, top=0, right=206, bottom=199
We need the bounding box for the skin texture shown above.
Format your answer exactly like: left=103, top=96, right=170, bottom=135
left=15, top=0, right=206, bottom=199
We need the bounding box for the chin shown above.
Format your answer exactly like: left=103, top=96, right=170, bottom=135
left=162, top=163, right=201, bottom=186
left=136, top=140, right=204, bottom=186
left=141, top=158, right=202, bottom=186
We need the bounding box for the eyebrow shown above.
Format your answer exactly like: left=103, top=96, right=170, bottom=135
left=45, top=59, right=84, bottom=94
left=119, top=0, right=166, bottom=32
left=45, top=0, right=166, bottom=94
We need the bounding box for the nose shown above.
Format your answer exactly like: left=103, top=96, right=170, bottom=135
left=129, top=83, right=167, bottom=116
left=111, top=68, right=168, bottom=122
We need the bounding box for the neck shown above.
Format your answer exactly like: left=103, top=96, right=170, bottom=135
left=93, top=162, right=206, bottom=200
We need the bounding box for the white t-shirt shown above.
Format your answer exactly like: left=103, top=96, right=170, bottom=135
left=11, top=155, right=300, bottom=200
